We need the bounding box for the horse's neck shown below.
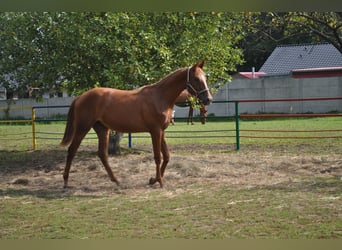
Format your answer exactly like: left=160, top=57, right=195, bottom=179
left=156, top=68, right=187, bottom=106
left=176, top=90, right=190, bottom=103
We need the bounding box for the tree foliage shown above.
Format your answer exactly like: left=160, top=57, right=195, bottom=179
left=0, top=12, right=244, bottom=98
left=238, top=12, right=342, bottom=71
left=3, top=12, right=340, bottom=98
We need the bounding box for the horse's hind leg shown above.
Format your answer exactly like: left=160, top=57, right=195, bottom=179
left=63, top=129, right=88, bottom=188
left=93, top=121, right=120, bottom=186
left=160, top=132, right=170, bottom=178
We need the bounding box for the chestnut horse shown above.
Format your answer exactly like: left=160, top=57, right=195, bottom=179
left=60, top=61, right=212, bottom=188
left=174, top=89, right=208, bottom=125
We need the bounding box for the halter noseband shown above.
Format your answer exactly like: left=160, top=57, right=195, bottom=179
left=186, top=67, right=209, bottom=97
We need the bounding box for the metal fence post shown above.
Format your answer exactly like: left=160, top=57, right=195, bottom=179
left=128, top=133, right=132, bottom=148
left=234, top=101, right=240, bottom=150
left=31, top=107, right=37, bottom=150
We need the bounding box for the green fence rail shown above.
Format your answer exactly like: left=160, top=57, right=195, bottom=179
left=31, top=97, right=342, bottom=151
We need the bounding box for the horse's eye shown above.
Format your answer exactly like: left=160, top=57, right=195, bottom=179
left=194, top=77, right=200, bottom=82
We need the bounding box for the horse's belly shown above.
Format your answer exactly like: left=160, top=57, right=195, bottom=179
left=100, top=113, right=147, bottom=132
left=100, top=109, right=169, bottom=133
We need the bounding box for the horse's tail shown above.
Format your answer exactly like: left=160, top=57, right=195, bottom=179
left=60, top=99, right=76, bottom=146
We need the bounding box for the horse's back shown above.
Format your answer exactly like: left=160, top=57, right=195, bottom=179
left=75, top=87, right=135, bottom=109
left=71, top=88, right=117, bottom=123
left=72, top=87, right=166, bottom=133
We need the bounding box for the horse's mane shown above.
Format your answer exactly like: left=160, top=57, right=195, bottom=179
left=135, top=67, right=186, bottom=93
left=153, top=67, right=186, bottom=86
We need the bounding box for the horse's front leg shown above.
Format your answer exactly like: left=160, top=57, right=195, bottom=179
left=188, top=106, right=194, bottom=125
left=149, top=130, right=163, bottom=188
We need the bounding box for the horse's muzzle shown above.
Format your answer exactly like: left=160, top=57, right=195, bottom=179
left=201, top=95, right=213, bottom=106
left=204, top=98, right=212, bottom=105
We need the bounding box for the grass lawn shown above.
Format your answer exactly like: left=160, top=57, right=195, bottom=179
left=0, top=117, right=341, bottom=239
left=1, top=116, right=342, bottom=152
left=1, top=177, right=341, bottom=239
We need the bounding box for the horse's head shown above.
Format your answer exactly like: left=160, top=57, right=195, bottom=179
left=186, top=61, right=213, bottom=106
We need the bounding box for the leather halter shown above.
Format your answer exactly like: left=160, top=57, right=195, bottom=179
left=186, top=67, right=209, bottom=97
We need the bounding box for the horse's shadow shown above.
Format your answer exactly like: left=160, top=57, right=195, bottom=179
left=1, top=187, right=70, bottom=199
left=0, top=185, right=125, bottom=200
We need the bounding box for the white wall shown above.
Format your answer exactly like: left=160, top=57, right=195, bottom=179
left=0, top=97, right=73, bottom=119
left=1, top=76, right=342, bottom=119
left=207, top=76, right=342, bottom=116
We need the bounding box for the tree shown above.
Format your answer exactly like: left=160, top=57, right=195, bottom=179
left=238, top=12, right=342, bottom=72
left=0, top=12, right=245, bottom=98
left=285, top=12, right=342, bottom=53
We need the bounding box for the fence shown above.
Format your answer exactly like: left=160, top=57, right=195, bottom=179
left=30, top=105, right=237, bottom=150
left=32, top=105, right=75, bottom=150
left=231, top=97, right=342, bottom=149
left=0, top=119, right=33, bottom=151
left=0, top=104, right=32, bottom=150
left=27, top=97, right=342, bottom=151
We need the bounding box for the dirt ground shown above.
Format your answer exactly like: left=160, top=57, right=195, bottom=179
left=1, top=145, right=342, bottom=198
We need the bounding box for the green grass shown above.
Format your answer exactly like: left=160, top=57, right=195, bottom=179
left=1, top=117, right=342, bottom=239
left=1, top=178, right=341, bottom=239
left=1, top=116, right=342, bottom=152
left=238, top=117, right=342, bottom=151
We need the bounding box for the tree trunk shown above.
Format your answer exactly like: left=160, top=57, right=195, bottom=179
left=108, top=131, right=123, bottom=155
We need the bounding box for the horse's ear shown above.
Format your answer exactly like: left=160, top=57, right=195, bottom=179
left=196, top=60, right=204, bottom=68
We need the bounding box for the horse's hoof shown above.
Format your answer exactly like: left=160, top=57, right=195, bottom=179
left=149, top=177, right=156, bottom=185
left=149, top=177, right=164, bottom=188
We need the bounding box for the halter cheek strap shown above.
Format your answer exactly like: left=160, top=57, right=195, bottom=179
left=186, top=67, right=209, bottom=97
